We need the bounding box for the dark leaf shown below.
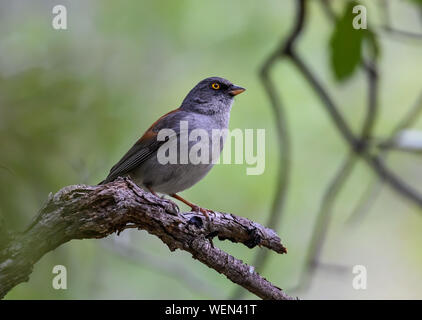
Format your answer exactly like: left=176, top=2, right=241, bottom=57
left=408, top=0, right=422, bottom=6
left=329, top=1, right=366, bottom=81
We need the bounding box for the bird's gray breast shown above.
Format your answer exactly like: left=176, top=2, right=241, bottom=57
left=132, top=111, right=230, bottom=194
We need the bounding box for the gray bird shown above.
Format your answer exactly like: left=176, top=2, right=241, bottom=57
left=100, top=77, right=245, bottom=215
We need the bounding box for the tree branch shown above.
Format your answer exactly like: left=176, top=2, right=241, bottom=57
left=379, top=0, right=422, bottom=41
left=293, top=152, right=357, bottom=291
left=0, top=177, right=293, bottom=300
left=287, top=50, right=422, bottom=208
left=346, top=91, right=422, bottom=224
left=101, top=239, right=223, bottom=298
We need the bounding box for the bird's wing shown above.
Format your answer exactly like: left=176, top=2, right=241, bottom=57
left=101, top=108, right=181, bottom=184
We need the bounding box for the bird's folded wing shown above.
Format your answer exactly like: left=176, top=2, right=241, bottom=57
left=100, top=108, right=186, bottom=184
left=101, top=131, right=178, bottom=184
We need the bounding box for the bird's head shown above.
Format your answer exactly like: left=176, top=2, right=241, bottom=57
left=180, top=77, right=245, bottom=115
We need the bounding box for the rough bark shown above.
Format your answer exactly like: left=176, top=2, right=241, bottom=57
left=0, top=177, right=293, bottom=300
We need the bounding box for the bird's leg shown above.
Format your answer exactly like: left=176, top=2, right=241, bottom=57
left=170, top=193, right=212, bottom=219
left=146, top=186, right=179, bottom=215
left=147, top=186, right=158, bottom=197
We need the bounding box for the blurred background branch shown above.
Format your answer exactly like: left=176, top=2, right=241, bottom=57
left=234, top=0, right=422, bottom=296
left=231, top=0, right=306, bottom=299
left=101, top=237, right=223, bottom=298
left=347, top=91, right=422, bottom=225
left=289, top=1, right=422, bottom=207
left=380, top=0, right=422, bottom=39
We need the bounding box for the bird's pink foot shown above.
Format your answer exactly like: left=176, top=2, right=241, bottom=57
left=191, top=205, right=214, bottom=220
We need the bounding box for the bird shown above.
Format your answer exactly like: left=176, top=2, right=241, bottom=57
left=100, top=76, right=245, bottom=216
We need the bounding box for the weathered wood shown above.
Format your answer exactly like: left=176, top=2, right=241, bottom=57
left=0, top=177, right=292, bottom=300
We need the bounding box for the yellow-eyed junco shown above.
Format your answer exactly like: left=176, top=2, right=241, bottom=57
left=100, top=77, right=245, bottom=216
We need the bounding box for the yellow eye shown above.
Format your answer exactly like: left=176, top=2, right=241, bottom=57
left=211, top=82, right=220, bottom=90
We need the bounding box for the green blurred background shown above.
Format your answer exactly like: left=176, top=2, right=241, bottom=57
left=1, top=0, right=421, bottom=299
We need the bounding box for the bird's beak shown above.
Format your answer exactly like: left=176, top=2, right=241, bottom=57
left=229, top=85, right=246, bottom=96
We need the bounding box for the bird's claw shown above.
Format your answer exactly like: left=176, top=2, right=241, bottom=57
left=161, top=199, right=180, bottom=215
left=191, top=205, right=214, bottom=221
